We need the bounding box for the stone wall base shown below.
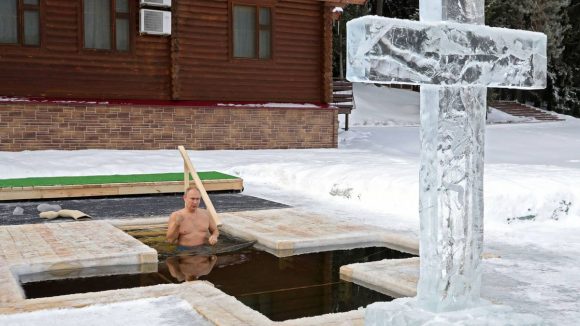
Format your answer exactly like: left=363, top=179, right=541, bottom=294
left=0, top=102, right=338, bottom=151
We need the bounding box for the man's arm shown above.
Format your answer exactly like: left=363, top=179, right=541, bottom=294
left=207, top=211, right=219, bottom=245
left=166, top=212, right=183, bottom=244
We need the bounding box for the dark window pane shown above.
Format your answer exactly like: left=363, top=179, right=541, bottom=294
left=116, top=0, right=128, bottom=13
left=24, top=10, right=40, bottom=45
left=0, top=0, right=18, bottom=44
left=24, top=0, right=39, bottom=5
left=259, top=30, right=270, bottom=59
left=233, top=5, right=256, bottom=58
left=259, top=8, right=270, bottom=26
left=84, top=0, right=111, bottom=49
left=259, top=8, right=271, bottom=59
left=116, top=18, right=129, bottom=51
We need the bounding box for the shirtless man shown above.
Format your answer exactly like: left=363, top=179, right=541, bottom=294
left=166, top=186, right=219, bottom=247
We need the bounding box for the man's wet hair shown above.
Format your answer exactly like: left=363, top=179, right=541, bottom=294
left=184, top=186, right=200, bottom=196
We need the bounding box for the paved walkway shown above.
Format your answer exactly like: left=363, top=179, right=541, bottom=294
left=0, top=221, right=157, bottom=303
left=220, top=208, right=418, bottom=257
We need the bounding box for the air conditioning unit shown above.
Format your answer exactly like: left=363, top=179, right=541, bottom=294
left=140, top=9, right=171, bottom=35
left=140, top=0, right=171, bottom=8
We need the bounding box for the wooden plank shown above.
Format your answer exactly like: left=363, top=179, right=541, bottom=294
left=337, top=107, right=352, bottom=114
left=0, top=179, right=242, bottom=201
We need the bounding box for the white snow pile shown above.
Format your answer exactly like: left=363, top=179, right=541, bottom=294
left=0, top=296, right=211, bottom=326
left=343, top=84, right=533, bottom=127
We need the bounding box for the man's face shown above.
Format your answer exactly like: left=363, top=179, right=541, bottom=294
left=183, top=189, right=201, bottom=210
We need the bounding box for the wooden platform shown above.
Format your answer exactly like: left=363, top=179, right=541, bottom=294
left=0, top=174, right=243, bottom=201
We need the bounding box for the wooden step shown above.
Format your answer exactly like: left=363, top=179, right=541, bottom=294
left=490, top=101, right=564, bottom=121
left=333, top=93, right=353, bottom=99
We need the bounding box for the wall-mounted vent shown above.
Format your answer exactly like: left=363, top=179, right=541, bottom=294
left=140, top=9, right=171, bottom=35
left=140, top=0, right=171, bottom=8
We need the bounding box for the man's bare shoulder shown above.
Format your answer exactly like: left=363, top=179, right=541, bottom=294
left=169, top=209, right=186, bottom=220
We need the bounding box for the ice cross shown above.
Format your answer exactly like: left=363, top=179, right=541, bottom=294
left=347, top=0, right=546, bottom=312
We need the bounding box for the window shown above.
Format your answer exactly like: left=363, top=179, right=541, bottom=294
left=232, top=4, right=271, bottom=59
left=83, top=0, right=130, bottom=51
left=0, top=0, right=41, bottom=46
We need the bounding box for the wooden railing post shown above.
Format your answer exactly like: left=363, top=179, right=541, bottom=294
left=178, top=146, right=222, bottom=226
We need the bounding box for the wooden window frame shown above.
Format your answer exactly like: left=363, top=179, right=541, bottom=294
left=0, top=0, right=43, bottom=47
left=79, top=0, right=134, bottom=53
left=229, top=1, right=274, bottom=61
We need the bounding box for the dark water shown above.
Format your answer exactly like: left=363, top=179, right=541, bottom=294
left=22, top=228, right=415, bottom=321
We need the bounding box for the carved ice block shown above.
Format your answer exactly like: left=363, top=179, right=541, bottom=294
left=347, top=17, right=547, bottom=89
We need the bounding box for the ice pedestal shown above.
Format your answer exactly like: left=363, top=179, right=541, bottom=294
left=365, top=298, right=544, bottom=326
left=417, top=85, right=485, bottom=311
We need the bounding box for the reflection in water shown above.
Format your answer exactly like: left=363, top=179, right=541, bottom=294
left=166, top=255, right=217, bottom=282
left=166, top=253, right=251, bottom=282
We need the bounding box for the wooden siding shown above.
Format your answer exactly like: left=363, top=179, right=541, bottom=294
left=172, top=0, right=324, bottom=102
left=0, top=0, right=171, bottom=100
left=0, top=0, right=331, bottom=102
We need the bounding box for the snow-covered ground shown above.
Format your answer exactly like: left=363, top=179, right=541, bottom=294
left=0, top=296, right=212, bottom=326
left=0, top=85, right=579, bottom=324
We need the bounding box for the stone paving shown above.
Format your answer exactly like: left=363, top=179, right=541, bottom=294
left=339, top=255, right=508, bottom=304
left=340, top=257, right=420, bottom=298
left=219, top=208, right=419, bottom=257
left=0, top=221, right=157, bottom=303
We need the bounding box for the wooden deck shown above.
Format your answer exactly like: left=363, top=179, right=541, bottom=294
left=0, top=177, right=243, bottom=201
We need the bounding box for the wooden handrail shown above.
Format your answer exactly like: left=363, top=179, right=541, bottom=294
left=177, top=146, right=222, bottom=226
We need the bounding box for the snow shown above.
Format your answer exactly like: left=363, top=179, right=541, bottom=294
left=0, top=296, right=211, bottom=326
left=345, top=84, right=532, bottom=127
left=0, top=87, right=579, bottom=324
left=0, top=96, right=106, bottom=105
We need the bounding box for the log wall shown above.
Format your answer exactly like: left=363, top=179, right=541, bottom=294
left=0, top=0, right=329, bottom=103
left=173, top=0, right=324, bottom=102
left=0, top=0, right=172, bottom=100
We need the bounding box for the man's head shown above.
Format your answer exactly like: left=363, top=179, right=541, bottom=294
left=183, top=186, right=201, bottom=211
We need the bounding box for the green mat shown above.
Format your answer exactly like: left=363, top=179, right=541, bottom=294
left=0, top=171, right=239, bottom=188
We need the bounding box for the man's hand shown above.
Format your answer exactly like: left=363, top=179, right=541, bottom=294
left=208, top=234, right=218, bottom=246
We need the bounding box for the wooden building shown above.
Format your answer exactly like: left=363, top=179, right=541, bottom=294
left=0, top=0, right=363, bottom=151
